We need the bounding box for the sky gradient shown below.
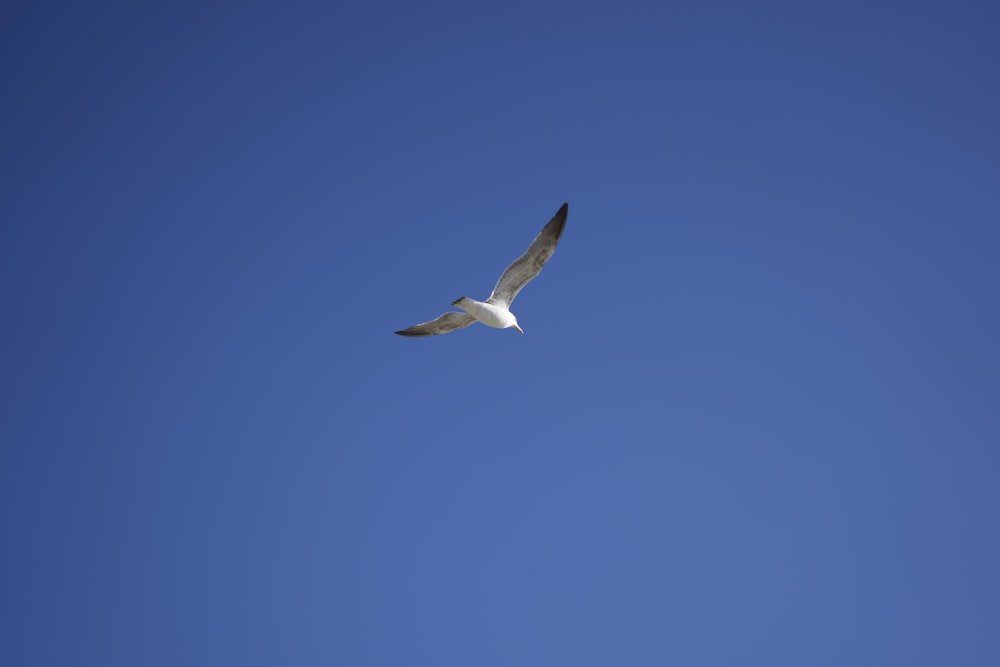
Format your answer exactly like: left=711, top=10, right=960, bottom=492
left=2, top=1, right=999, bottom=665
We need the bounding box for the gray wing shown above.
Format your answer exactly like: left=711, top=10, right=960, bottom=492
left=395, top=311, right=477, bottom=337
left=486, top=203, right=568, bottom=307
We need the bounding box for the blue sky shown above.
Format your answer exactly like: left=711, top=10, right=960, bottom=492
left=2, top=1, right=998, bottom=665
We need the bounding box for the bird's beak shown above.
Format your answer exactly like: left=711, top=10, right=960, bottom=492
left=514, top=324, right=524, bottom=334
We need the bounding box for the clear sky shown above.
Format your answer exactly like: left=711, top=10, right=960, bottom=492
left=2, top=1, right=998, bottom=665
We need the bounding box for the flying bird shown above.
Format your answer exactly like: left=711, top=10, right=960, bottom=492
left=395, top=203, right=569, bottom=337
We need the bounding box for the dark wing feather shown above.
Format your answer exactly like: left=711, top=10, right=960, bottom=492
left=487, top=203, right=568, bottom=307
left=395, top=311, right=477, bottom=337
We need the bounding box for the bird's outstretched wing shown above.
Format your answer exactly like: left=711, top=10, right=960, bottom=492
left=395, top=311, right=477, bottom=337
left=487, top=203, right=568, bottom=307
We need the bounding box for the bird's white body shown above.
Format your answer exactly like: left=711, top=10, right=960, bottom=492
left=453, top=297, right=520, bottom=330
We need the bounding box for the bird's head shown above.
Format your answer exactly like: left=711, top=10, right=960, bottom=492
left=512, top=320, right=524, bottom=334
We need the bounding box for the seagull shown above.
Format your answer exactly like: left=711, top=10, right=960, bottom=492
left=395, top=203, right=569, bottom=337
